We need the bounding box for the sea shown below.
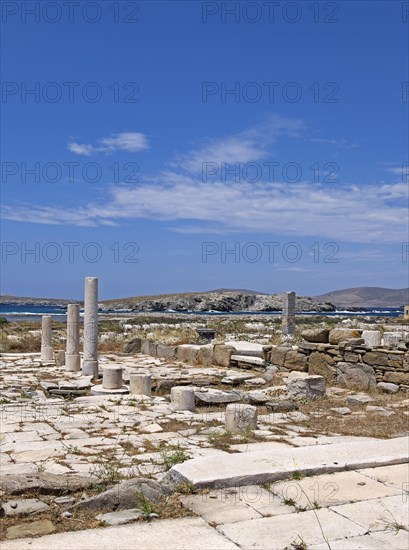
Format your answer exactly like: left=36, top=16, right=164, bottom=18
left=0, top=304, right=404, bottom=322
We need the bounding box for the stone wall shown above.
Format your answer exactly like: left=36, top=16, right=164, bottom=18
left=269, top=341, right=409, bottom=392
left=126, top=337, right=409, bottom=392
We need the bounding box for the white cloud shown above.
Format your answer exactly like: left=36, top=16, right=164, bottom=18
left=68, top=132, right=149, bottom=155
left=3, top=119, right=408, bottom=245
left=385, top=166, right=408, bottom=178
left=2, top=178, right=407, bottom=244
left=171, top=114, right=304, bottom=173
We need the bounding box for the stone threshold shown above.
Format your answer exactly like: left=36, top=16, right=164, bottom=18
left=167, top=436, right=409, bottom=488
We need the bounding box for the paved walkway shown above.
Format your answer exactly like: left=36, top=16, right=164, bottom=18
left=2, top=462, right=408, bottom=549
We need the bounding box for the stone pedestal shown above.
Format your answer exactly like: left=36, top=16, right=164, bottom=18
left=103, top=366, right=123, bottom=390
left=362, top=330, right=381, bottom=348
left=286, top=375, right=326, bottom=400
left=40, top=315, right=54, bottom=362
left=225, top=404, right=257, bottom=432
left=129, top=374, right=152, bottom=396
left=66, top=304, right=81, bottom=372
left=383, top=332, right=402, bottom=347
left=171, top=386, right=195, bottom=411
left=82, top=277, right=99, bottom=378
left=282, top=291, right=296, bottom=336
left=55, top=350, right=65, bottom=367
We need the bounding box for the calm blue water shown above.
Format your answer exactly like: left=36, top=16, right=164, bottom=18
left=0, top=304, right=404, bottom=321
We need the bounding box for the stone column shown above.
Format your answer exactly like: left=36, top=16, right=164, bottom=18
left=55, top=350, right=65, bottom=367
left=66, top=304, right=80, bottom=372
left=82, top=277, right=99, bottom=377
left=404, top=305, right=409, bottom=320
left=225, top=404, right=257, bottom=432
left=40, top=315, right=54, bottom=362
left=171, top=386, right=195, bottom=411
left=282, top=291, right=296, bottom=335
left=129, top=374, right=152, bottom=396
left=103, top=366, right=123, bottom=390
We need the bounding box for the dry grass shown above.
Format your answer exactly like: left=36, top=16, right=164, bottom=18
left=158, top=420, right=195, bottom=432
left=297, top=393, right=409, bottom=439
left=0, top=491, right=194, bottom=541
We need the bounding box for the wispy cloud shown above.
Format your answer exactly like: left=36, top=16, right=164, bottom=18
left=171, top=114, right=304, bottom=172
left=385, top=165, right=408, bottom=178
left=3, top=118, right=408, bottom=245
left=68, top=132, right=149, bottom=155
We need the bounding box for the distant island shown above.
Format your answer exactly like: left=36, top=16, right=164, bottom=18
left=1, top=286, right=407, bottom=311
left=314, top=287, right=409, bottom=308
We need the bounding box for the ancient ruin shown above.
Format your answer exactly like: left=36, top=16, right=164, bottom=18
left=0, top=278, right=408, bottom=547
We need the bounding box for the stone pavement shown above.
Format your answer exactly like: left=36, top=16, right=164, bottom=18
left=2, top=463, right=408, bottom=549
left=1, top=351, right=408, bottom=548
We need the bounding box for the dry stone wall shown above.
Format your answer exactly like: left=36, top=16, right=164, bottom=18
left=126, top=336, right=409, bottom=392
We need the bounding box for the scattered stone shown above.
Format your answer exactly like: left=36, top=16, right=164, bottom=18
left=54, top=496, right=75, bottom=505
left=3, top=498, right=49, bottom=517
left=246, top=390, right=269, bottom=405
left=377, top=382, right=399, bottom=394
left=6, top=519, right=55, bottom=540
left=261, top=366, right=279, bottom=382
left=68, top=478, right=171, bottom=512
left=195, top=389, right=241, bottom=405
left=96, top=509, right=142, bottom=526
left=61, top=511, right=72, bottom=518
left=301, top=328, right=329, bottom=343
left=221, top=373, right=252, bottom=385
left=366, top=405, right=386, bottom=413
left=225, top=404, right=257, bottom=432
left=230, top=355, right=268, bottom=368
left=336, top=362, right=376, bottom=391
left=330, top=407, right=351, bottom=415
left=40, top=381, right=58, bottom=391
left=286, top=375, right=326, bottom=400
left=243, top=377, right=266, bottom=386
left=171, top=386, right=195, bottom=411
left=0, top=473, right=94, bottom=496
left=346, top=393, right=374, bottom=405
left=265, top=400, right=298, bottom=413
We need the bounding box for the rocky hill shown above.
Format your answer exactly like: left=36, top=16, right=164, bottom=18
left=99, top=291, right=335, bottom=313
left=0, top=295, right=77, bottom=306
left=314, top=287, right=409, bottom=308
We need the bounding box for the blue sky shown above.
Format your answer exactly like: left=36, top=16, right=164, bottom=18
left=1, top=0, right=408, bottom=299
